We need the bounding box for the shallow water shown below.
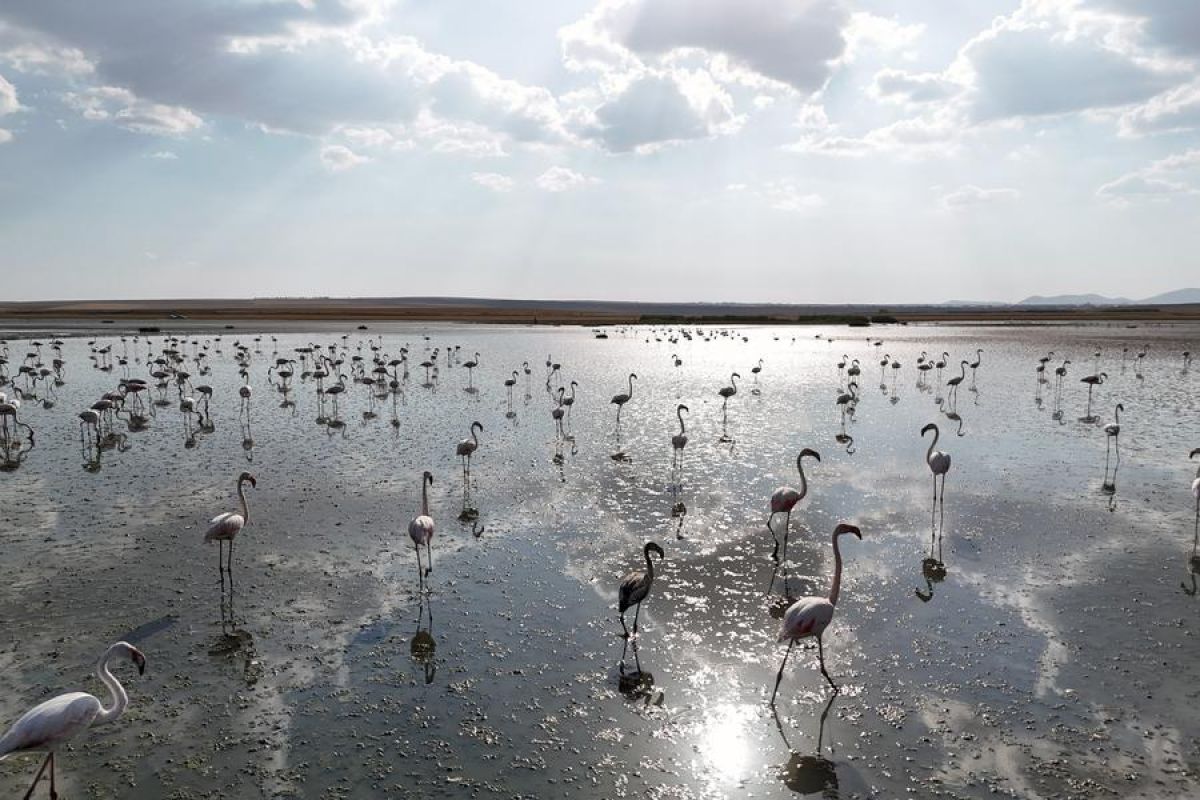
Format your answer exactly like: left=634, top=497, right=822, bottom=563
left=1, top=321, right=1199, bottom=799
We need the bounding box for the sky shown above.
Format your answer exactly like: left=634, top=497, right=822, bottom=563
left=0, top=0, right=1198, bottom=304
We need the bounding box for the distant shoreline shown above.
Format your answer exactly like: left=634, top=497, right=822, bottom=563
left=1, top=297, right=1199, bottom=327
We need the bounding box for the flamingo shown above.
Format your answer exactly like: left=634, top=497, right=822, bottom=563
left=238, top=373, right=252, bottom=415
left=1104, top=403, right=1123, bottom=441
left=1054, top=359, right=1071, bottom=388
left=551, top=387, right=566, bottom=436
left=0, top=642, right=146, bottom=800
left=1104, top=403, right=1124, bottom=474
left=618, top=541, right=665, bottom=640
left=408, top=471, right=435, bottom=587
left=752, top=359, right=764, bottom=382
left=718, top=372, right=740, bottom=416
left=770, top=523, right=862, bottom=702
left=463, top=352, right=480, bottom=389
left=671, top=404, right=689, bottom=461
left=946, top=360, right=968, bottom=400
left=921, top=423, right=951, bottom=513
left=767, top=449, right=821, bottom=565
left=1080, top=372, right=1107, bottom=418
left=504, top=370, right=518, bottom=406
left=78, top=410, right=100, bottom=447
left=205, top=472, right=257, bottom=576
left=456, top=421, right=482, bottom=480
left=562, top=380, right=578, bottom=423
left=835, top=382, right=858, bottom=426
left=969, top=349, right=982, bottom=381
left=1191, top=448, right=1200, bottom=527
left=611, top=373, right=637, bottom=425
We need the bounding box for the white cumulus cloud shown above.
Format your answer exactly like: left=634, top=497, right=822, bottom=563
left=319, top=143, right=369, bottom=172
left=941, top=185, right=1020, bottom=209
left=536, top=166, right=598, bottom=192
left=471, top=172, right=514, bottom=192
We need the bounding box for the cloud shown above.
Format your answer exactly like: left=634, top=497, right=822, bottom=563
left=1095, top=1, right=1200, bottom=59
left=63, top=86, right=202, bottom=135
left=0, top=21, right=93, bottom=76
left=0, top=1, right=569, bottom=152
left=871, top=68, right=960, bottom=106
left=788, top=111, right=961, bottom=158
left=147, top=150, right=177, bottom=160
left=1119, top=80, right=1200, bottom=136
left=561, top=0, right=850, bottom=90
left=0, top=70, right=17, bottom=115
left=941, top=185, right=1020, bottom=209
left=763, top=180, right=825, bottom=212
left=961, top=24, right=1176, bottom=123
left=581, top=69, right=737, bottom=152
left=1097, top=174, right=1194, bottom=203
left=1098, top=148, right=1200, bottom=204
left=319, top=143, right=368, bottom=172
left=471, top=172, right=514, bottom=192
left=535, top=166, right=598, bottom=192
left=841, top=11, right=924, bottom=63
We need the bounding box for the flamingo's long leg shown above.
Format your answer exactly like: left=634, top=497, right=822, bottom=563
left=21, top=753, right=51, bottom=800
left=818, top=636, right=838, bottom=690
left=770, top=639, right=795, bottom=706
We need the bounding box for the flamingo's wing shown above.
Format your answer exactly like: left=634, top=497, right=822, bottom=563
left=407, top=516, right=434, bottom=545
left=779, top=597, right=835, bottom=642
left=205, top=512, right=244, bottom=541
left=618, top=571, right=647, bottom=612
left=0, top=693, right=101, bottom=757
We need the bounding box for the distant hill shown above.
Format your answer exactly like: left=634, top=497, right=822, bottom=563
left=1019, top=293, right=1131, bottom=306
left=1143, top=288, right=1200, bottom=304
left=1015, top=288, right=1200, bottom=306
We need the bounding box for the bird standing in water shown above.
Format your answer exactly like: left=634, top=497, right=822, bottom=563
left=618, top=541, right=665, bottom=640
left=771, top=523, right=861, bottom=702
left=204, top=471, right=257, bottom=577
left=768, top=449, right=821, bottom=565
left=0, top=642, right=146, bottom=799
left=408, top=471, right=435, bottom=589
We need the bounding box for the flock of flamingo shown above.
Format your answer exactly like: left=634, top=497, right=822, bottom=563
left=0, top=329, right=1197, bottom=798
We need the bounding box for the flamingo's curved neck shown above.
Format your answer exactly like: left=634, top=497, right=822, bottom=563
left=471, top=427, right=479, bottom=446
left=677, top=407, right=686, bottom=435
left=797, top=457, right=809, bottom=501
left=958, top=362, right=966, bottom=381
left=643, top=548, right=656, bottom=580
left=828, top=534, right=845, bottom=607
left=627, top=375, right=634, bottom=398
left=237, top=480, right=250, bottom=523
left=925, top=428, right=939, bottom=466
left=93, top=649, right=129, bottom=726
left=421, top=479, right=430, bottom=516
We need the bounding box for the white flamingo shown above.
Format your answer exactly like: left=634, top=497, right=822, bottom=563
left=671, top=404, right=689, bottom=462
left=456, top=421, right=482, bottom=480
left=922, top=423, right=951, bottom=512
left=718, top=372, right=740, bottom=414
left=204, top=472, right=256, bottom=576
left=0, top=642, right=146, bottom=799
left=771, top=523, right=861, bottom=702
left=767, top=448, right=821, bottom=564
left=408, top=471, right=435, bottom=587
left=611, top=373, right=637, bottom=425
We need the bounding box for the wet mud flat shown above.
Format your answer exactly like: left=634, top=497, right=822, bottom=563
left=1, top=322, right=1198, bottom=798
